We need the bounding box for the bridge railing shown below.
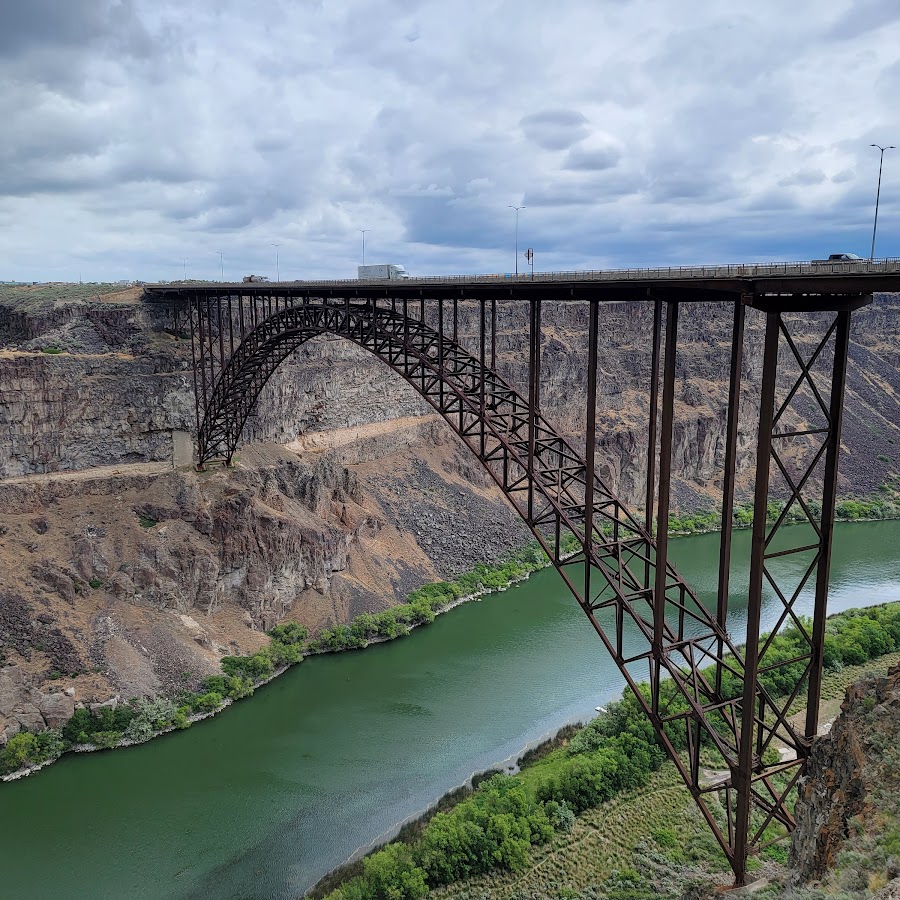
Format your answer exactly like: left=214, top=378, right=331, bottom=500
left=230, top=257, right=900, bottom=287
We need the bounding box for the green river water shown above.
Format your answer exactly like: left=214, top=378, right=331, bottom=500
left=1, top=520, right=899, bottom=900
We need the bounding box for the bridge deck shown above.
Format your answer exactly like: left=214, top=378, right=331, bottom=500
left=144, top=259, right=900, bottom=309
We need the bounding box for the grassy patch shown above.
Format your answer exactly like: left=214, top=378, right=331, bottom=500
left=0, top=283, right=136, bottom=313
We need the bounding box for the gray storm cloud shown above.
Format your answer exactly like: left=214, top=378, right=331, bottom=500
left=0, top=0, right=898, bottom=281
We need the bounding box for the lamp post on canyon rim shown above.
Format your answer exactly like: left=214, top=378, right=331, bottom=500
left=870, top=143, right=896, bottom=260
left=508, top=205, right=525, bottom=276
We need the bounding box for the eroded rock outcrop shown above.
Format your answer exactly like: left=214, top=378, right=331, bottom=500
left=790, top=664, right=900, bottom=885
left=0, top=664, right=75, bottom=740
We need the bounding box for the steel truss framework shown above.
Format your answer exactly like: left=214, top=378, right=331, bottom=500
left=150, top=284, right=874, bottom=885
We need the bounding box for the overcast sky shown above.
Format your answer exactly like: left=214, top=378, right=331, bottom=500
left=1, top=0, right=898, bottom=282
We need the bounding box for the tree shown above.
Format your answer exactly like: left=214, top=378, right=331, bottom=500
left=1, top=732, right=38, bottom=771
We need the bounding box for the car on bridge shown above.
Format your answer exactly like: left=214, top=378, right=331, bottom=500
left=812, top=253, right=866, bottom=263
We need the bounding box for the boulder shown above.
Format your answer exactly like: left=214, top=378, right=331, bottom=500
left=39, top=692, right=75, bottom=728
left=0, top=665, right=26, bottom=718
left=89, top=697, right=119, bottom=713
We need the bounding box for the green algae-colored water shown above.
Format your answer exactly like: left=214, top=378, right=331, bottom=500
left=1, top=520, right=898, bottom=900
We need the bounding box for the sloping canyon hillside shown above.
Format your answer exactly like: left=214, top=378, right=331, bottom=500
left=1, top=285, right=898, bottom=739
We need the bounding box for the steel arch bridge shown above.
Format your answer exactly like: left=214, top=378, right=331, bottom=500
left=145, top=270, right=895, bottom=884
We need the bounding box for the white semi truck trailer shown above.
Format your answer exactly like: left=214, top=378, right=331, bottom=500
left=357, top=264, right=410, bottom=280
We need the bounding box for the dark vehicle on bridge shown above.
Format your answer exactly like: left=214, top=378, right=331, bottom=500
left=812, top=253, right=866, bottom=263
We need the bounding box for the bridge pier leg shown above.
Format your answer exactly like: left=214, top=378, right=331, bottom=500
left=805, top=310, right=850, bottom=738
left=734, top=309, right=779, bottom=885
left=731, top=299, right=859, bottom=885
left=584, top=301, right=599, bottom=607
left=651, top=302, right=679, bottom=716
left=716, top=299, right=746, bottom=695
left=644, top=297, right=663, bottom=538
left=527, top=299, right=542, bottom=523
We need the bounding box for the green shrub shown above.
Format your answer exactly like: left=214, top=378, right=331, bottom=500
left=202, top=674, right=255, bottom=700
left=0, top=732, right=39, bottom=772
left=221, top=651, right=274, bottom=680
left=122, top=697, right=181, bottom=743
left=91, top=730, right=123, bottom=749
left=192, top=691, right=223, bottom=713
left=60, top=704, right=133, bottom=745
left=267, top=622, right=308, bottom=645
left=35, top=728, right=65, bottom=759
left=268, top=640, right=303, bottom=667
left=544, top=799, right=576, bottom=832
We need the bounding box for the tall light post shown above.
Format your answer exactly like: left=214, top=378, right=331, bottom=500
left=181, top=257, right=188, bottom=281
left=272, top=244, right=281, bottom=282
left=870, top=143, right=896, bottom=260
left=359, top=229, right=370, bottom=266
left=508, top=205, right=525, bottom=275
left=218, top=251, right=224, bottom=282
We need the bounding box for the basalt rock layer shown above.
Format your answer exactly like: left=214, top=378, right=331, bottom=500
left=790, top=664, right=900, bottom=890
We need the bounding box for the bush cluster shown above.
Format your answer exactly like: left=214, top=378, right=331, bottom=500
left=0, top=729, right=65, bottom=775
left=327, top=691, right=665, bottom=899
left=330, top=775, right=561, bottom=899
left=667, top=491, right=900, bottom=535
left=309, top=547, right=550, bottom=653
left=0, top=622, right=310, bottom=776
left=713, top=603, right=900, bottom=701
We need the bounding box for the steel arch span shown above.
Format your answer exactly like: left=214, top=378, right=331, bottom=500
left=171, top=290, right=861, bottom=884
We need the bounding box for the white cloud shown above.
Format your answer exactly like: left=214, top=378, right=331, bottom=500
left=1, top=0, right=899, bottom=282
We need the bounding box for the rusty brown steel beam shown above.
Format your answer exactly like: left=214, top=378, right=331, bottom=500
left=652, top=301, right=678, bottom=714
left=188, top=292, right=201, bottom=462
left=491, top=298, right=497, bottom=371
left=805, top=310, right=850, bottom=737
left=584, top=300, right=599, bottom=608
left=734, top=310, right=780, bottom=885
left=716, top=299, right=745, bottom=692
left=527, top=298, right=541, bottom=523
left=645, top=296, right=662, bottom=544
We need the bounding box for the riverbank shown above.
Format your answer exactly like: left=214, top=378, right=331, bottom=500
left=4, top=491, right=899, bottom=783
left=0, top=543, right=553, bottom=781
left=315, top=600, right=900, bottom=900
left=665, top=486, right=900, bottom=536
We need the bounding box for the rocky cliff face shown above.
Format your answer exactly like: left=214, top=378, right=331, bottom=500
left=4, top=290, right=900, bottom=501
left=1, top=285, right=899, bottom=741
left=790, top=664, right=900, bottom=893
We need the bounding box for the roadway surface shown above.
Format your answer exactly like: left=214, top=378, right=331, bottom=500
left=144, top=258, right=900, bottom=308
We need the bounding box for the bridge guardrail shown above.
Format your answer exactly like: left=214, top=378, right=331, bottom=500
left=260, top=257, right=900, bottom=286
left=147, top=257, right=900, bottom=289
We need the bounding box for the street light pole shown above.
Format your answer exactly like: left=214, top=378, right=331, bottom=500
left=870, top=143, right=896, bottom=260
left=359, top=230, right=370, bottom=267
left=272, top=244, right=281, bottom=282
left=508, top=206, right=525, bottom=276
left=218, top=251, right=224, bottom=282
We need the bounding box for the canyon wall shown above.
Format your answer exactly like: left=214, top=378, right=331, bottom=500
left=1, top=285, right=899, bottom=739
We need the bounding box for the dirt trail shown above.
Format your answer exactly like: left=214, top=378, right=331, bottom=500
left=0, top=460, right=172, bottom=486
